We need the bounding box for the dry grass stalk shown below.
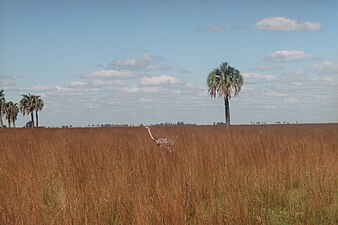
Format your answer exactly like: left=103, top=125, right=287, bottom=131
left=0, top=124, right=337, bottom=224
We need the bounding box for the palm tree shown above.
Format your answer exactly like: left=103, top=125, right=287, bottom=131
left=207, top=62, right=244, bottom=127
left=11, top=103, right=19, bottom=128
left=0, top=90, right=5, bottom=128
left=34, top=95, right=44, bottom=128
left=19, top=93, right=36, bottom=128
left=4, top=101, right=19, bottom=128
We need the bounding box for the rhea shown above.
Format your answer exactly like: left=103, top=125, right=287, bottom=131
left=145, top=126, right=174, bottom=150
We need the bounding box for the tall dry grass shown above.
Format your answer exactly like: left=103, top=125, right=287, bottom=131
left=0, top=124, right=337, bottom=224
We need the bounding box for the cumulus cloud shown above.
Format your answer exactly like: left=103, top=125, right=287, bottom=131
left=122, top=87, right=140, bottom=94
left=140, top=75, right=181, bottom=86
left=90, top=79, right=125, bottom=87
left=242, top=73, right=277, bottom=83
left=82, top=69, right=134, bottom=78
left=122, top=86, right=162, bottom=94
left=266, top=50, right=313, bottom=62
left=31, top=85, right=56, bottom=92
left=256, top=17, right=321, bottom=32
left=30, top=78, right=125, bottom=97
left=70, top=81, right=86, bottom=88
left=114, top=59, right=138, bottom=67
left=112, top=53, right=170, bottom=71
left=311, top=61, right=338, bottom=74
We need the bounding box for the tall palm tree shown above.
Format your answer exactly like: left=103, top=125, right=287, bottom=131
left=0, top=90, right=5, bottom=128
left=34, top=95, right=44, bottom=128
left=207, top=62, right=244, bottom=127
left=4, top=101, right=19, bottom=128
left=19, top=93, right=36, bottom=128
left=11, top=103, right=19, bottom=128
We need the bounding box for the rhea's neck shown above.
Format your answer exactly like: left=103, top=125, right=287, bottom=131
left=147, top=128, right=155, bottom=140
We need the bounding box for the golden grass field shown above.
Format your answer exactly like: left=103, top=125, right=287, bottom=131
left=0, top=124, right=337, bottom=225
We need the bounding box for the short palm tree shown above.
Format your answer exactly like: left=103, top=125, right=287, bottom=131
left=207, top=62, right=244, bottom=127
left=4, top=101, right=19, bottom=128
left=34, top=96, right=44, bottom=128
left=19, top=93, right=36, bottom=128
left=0, top=90, right=5, bottom=128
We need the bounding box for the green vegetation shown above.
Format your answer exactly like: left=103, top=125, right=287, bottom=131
left=3, top=101, right=19, bottom=128
left=207, top=62, right=244, bottom=127
left=0, top=90, right=44, bottom=128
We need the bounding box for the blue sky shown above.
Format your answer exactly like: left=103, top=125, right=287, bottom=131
left=1, top=0, right=337, bottom=127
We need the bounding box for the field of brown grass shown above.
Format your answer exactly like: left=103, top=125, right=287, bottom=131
left=0, top=124, right=337, bottom=224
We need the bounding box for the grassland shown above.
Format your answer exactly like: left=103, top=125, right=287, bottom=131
left=0, top=124, right=337, bottom=224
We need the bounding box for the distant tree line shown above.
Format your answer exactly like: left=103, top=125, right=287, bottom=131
left=0, top=90, right=44, bottom=128
left=147, top=122, right=197, bottom=127
left=84, top=122, right=198, bottom=128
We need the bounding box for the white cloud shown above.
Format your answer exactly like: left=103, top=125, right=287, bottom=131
left=241, top=86, right=254, bottom=92
left=207, top=26, right=223, bottom=33
left=0, top=75, right=25, bottom=89
left=140, top=75, right=181, bottom=86
left=55, top=86, right=90, bottom=94
left=266, top=50, right=313, bottom=62
left=0, top=75, right=25, bottom=80
left=82, top=69, right=134, bottom=78
left=139, top=97, right=154, bottom=103
left=256, top=64, right=282, bottom=71
left=90, top=79, right=125, bottom=87
left=122, top=87, right=140, bottom=94
left=33, top=80, right=125, bottom=94
left=265, top=91, right=288, bottom=97
left=303, top=22, right=321, bottom=31
left=31, top=85, right=57, bottom=92
left=291, top=82, right=303, bottom=86
left=122, top=86, right=168, bottom=94
left=284, top=97, right=301, bottom=105
left=142, top=52, right=153, bottom=61
left=320, top=76, right=335, bottom=83
left=311, top=61, right=338, bottom=74
left=242, top=73, right=277, bottom=83
left=70, top=81, right=86, bottom=88
left=194, top=26, right=223, bottom=33
left=112, top=53, right=169, bottom=71
left=114, top=59, right=138, bottom=67
left=0, top=81, right=14, bottom=88
left=256, top=17, right=321, bottom=32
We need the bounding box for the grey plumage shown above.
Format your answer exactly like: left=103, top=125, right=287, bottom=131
left=154, top=137, right=175, bottom=147
left=145, top=126, right=174, bottom=150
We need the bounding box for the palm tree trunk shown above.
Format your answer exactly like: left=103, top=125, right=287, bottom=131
left=36, top=111, right=39, bottom=128
left=31, top=112, right=35, bottom=128
left=13, top=120, right=16, bottom=128
left=8, top=118, right=11, bottom=128
left=0, top=110, right=3, bottom=128
left=224, top=95, right=230, bottom=127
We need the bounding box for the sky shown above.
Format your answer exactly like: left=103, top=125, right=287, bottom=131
left=1, top=0, right=337, bottom=127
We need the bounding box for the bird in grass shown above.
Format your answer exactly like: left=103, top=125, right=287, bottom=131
left=145, top=126, right=174, bottom=151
